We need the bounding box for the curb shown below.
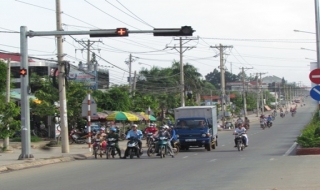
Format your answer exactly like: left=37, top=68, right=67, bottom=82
left=0, top=156, right=75, bottom=173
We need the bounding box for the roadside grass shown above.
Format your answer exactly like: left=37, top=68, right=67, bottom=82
left=11, top=136, right=42, bottom=142
left=297, top=112, right=320, bottom=148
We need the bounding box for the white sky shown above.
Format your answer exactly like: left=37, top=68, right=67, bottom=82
left=0, top=0, right=317, bottom=87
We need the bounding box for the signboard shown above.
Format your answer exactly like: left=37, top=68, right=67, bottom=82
left=309, top=69, right=320, bottom=84
left=68, top=67, right=97, bottom=89
left=81, top=96, right=98, bottom=119
left=310, top=86, right=320, bottom=101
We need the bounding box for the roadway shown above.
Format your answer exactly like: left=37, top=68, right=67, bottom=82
left=0, top=98, right=318, bottom=190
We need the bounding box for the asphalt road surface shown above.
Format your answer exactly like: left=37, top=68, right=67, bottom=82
left=1, top=98, right=317, bottom=190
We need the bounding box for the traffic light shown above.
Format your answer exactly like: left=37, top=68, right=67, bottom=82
left=90, top=28, right=128, bottom=38
left=20, top=68, right=27, bottom=76
left=153, top=26, right=194, bottom=36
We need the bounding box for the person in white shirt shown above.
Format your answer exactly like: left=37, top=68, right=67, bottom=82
left=233, top=124, right=248, bottom=147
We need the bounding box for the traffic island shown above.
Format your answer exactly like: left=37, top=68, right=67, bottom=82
left=296, top=146, right=320, bottom=155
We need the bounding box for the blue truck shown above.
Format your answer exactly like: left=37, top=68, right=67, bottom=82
left=174, top=106, right=218, bottom=151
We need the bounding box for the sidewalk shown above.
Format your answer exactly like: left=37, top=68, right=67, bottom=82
left=0, top=140, right=130, bottom=173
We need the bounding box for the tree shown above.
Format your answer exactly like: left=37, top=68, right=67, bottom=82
left=205, top=69, right=239, bottom=89
left=0, top=102, right=21, bottom=143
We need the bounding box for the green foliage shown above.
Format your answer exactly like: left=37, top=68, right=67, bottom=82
left=297, top=113, right=320, bottom=148
left=0, top=60, right=7, bottom=93
left=0, top=102, right=21, bottom=139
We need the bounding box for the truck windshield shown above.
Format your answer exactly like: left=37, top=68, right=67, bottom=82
left=175, top=119, right=208, bottom=129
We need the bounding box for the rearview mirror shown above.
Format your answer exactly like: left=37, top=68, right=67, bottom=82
left=209, top=124, right=213, bottom=128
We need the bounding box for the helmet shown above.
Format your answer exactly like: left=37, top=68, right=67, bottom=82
left=110, top=127, right=117, bottom=132
left=163, top=125, right=169, bottom=129
left=132, top=124, right=138, bottom=127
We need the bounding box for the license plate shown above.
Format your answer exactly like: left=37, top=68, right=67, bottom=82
left=185, top=139, right=196, bottom=142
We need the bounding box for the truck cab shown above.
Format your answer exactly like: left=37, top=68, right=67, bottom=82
left=174, top=106, right=218, bottom=151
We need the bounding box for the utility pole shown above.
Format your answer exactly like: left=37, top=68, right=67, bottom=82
left=4, top=59, right=11, bottom=150
left=241, top=67, right=253, bottom=120
left=56, top=0, right=69, bottom=153
left=132, top=70, right=137, bottom=96
left=167, top=37, right=196, bottom=107
left=256, top=73, right=260, bottom=116
left=128, top=54, right=132, bottom=94
left=211, top=44, right=233, bottom=126
left=75, top=39, right=101, bottom=71
left=259, top=73, right=267, bottom=115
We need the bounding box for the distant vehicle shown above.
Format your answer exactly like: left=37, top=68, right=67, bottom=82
left=294, top=99, right=301, bottom=103
left=174, top=106, right=218, bottom=151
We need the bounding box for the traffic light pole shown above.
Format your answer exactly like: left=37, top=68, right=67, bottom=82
left=19, top=26, right=195, bottom=159
left=19, top=26, right=33, bottom=160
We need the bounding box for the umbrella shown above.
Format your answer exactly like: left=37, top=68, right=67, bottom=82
left=140, top=112, right=157, bottom=121
left=106, top=111, right=139, bottom=121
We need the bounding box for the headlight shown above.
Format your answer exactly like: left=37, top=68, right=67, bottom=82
left=202, top=134, right=206, bottom=137
left=176, top=134, right=179, bottom=138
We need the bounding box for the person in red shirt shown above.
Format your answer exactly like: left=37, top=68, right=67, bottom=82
left=145, top=123, right=158, bottom=134
left=144, top=124, right=158, bottom=145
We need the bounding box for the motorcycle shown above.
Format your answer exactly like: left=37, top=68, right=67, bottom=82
left=291, top=111, right=296, bottom=117
left=126, top=137, right=142, bottom=159
left=235, top=133, right=246, bottom=151
left=146, top=132, right=154, bottom=146
left=260, top=119, right=266, bottom=130
left=267, top=121, right=272, bottom=128
left=172, top=140, right=180, bottom=155
left=243, top=123, right=250, bottom=130
left=280, top=112, right=285, bottom=118
left=115, top=127, right=126, bottom=141
left=93, top=138, right=104, bottom=159
left=69, top=129, right=88, bottom=144
left=158, top=136, right=174, bottom=158
left=106, top=138, right=118, bottom=159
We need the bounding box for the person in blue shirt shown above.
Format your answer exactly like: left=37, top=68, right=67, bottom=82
left=122, top=124, right=143, bottom=158
left=267, top=115, right=273, bottom=125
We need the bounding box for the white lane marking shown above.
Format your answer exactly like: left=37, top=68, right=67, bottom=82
left=221, top=144, right=225, bottom=147
left=270, top=158, right=274, bottom=161
left=209, top=159, right=217, bottom=162
left=194, top=153, right=198, bottom=155
left=183, top=156, right=188, bottom=159
left=283, top=142, right=298, bottom=156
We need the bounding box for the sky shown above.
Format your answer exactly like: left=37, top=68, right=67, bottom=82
left=0, top=0, right=317, bottom=88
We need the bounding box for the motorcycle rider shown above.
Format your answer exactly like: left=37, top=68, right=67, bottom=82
left=154, top=125, right=173, bottom=156
left=244, top=117, right=250, bottom=128
left=236, top=117, right=243, bottom=126
left=122, top=124, right=143, bottom=159
left=267, top=115, right=273, bottom=125
left=233, top=124, right=248, bottom=147
left=106, top=127, right=122, bottom=158
left=145, top=123, right=158, bottom=135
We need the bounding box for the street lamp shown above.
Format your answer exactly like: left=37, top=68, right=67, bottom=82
left=293, top=29, right=316, bottom=34
left=138, top=62, right=152, bottom=67
left=301, top=47, right=316, bottom=52
left=306, top=57, right=317, bottom=61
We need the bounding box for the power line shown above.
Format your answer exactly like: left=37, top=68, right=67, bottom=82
left=105, top=0, right=154, bottom=28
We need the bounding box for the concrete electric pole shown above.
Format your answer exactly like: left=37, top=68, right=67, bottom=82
left=75, top=39, right=101, bottom=71
left=259, top=73, right=267, bottom=115
left=4, top=59, right=11, bottom=150
left=241, top=67, right=253, bottom=120
left=56, top=0, right=69, bottom=153
left=167, top=37, right=196, bottom=107
left=211, top=44, right=233, bottom=126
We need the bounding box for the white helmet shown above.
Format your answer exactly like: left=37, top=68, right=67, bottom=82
left=163, top=125, right=169, bottom=129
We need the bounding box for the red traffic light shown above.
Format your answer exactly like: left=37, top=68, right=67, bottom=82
left=116, top=28, right=128, bottom=36
left=20, top=68, right=27, bottom=76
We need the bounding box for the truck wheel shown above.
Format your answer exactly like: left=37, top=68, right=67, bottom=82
left=205, top=144, right=212, bottom=151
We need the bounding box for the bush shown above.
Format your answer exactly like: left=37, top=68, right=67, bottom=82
left=11, top=136, right=42, bottom=142
left=297, top=113, right=320, bottom=148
